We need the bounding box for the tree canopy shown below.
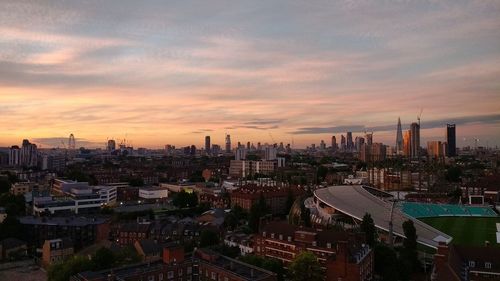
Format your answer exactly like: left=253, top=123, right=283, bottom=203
left=288, top=251, right=323, bottom=281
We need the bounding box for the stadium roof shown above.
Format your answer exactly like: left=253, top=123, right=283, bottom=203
left=314, top=185, right=452, bottom=248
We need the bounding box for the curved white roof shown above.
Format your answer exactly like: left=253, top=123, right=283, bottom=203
left=314, top=185, right=452, bottom=248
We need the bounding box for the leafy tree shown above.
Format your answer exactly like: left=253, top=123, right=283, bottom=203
left=285, top=188, right=295, bottom=215
left=299, top=200, right=311, bottom=227
left=92, top=247, right=115, bottom=270
left=374, top=244, right=399, bottom=281
left=0, top=177, right=11, bottom=194
left=0, top=216, right=22, bottom=240
left=200, top=229, right=220, bottom=248
left=360, top=213, right=376, bottom=247
left=288, top=251, right=323, bottom=281
left=240, top=255, right=286, bottom=281
left=249, top=193, right=269, bottom=233
left=48, top=255, right=93, bottom=281
left=209, top=244, right=240, bottom=258
left=401, top=219, right=420, bottom=273
left=445, top=166, right=462, bottom=182
left=172, top=190, right=198, bottom=208
left=129, top=177, right=144, bottom=187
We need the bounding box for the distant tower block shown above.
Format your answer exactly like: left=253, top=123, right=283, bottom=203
left=68, top=134, right=76, bottom=150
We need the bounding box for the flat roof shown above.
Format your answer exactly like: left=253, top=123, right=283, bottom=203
left=314, top=185, right=452, bottom=248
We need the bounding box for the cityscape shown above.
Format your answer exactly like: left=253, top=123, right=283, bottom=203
left=0, top=1, right=500, bottom=281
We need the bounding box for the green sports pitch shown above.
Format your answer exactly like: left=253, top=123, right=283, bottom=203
left=419, top=216, right=500, bottom=247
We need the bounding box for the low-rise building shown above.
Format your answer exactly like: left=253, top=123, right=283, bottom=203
left=42, top=238, right=74, bottom=267
left=432, top=243, right=500, bottom=281
left=71, top=245, right=277, bottom=281
left=230, top=184, right=304, bottom=215
left=20, top=216, right=110, bottom=251
left=139, top=186, right=169, bottom=202
left=0, top=238, right=28, bottom=261
left=254, top=221, right=373, bottom=281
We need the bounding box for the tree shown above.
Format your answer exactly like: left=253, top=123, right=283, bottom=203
left=445, top=166, right=462, bottom=182
left=92, top=247, right=115, bottom=270
left=374, top=244, right=399, bottom=281
left=285, top=188, right=295, bottom=215
left=0, top=177, right=11, bottom=194
left=360, top=213, right=376, bottom=247
left=299, top=200, right=311, bottom=227
left=172, top=190, right=198, bottom=208
left=240, top=255, right=286, bottom=281
left=48, top=255, right=93, bottom=281
left=200, top=229, right=220, bottom=248
left=249, top=193, right=269, bottom=233
left=401, top=219, right=419, bottom=273
left=288, top=251, right=323, bottom=281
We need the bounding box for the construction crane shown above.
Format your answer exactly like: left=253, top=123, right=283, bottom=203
left=417, top=108, right=423, bottom=126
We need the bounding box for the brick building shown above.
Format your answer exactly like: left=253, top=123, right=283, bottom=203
left=42, top=238, right=74, bottom=268
left=230, top=184, right=304, bottom=215
left=19, top=216, right=110, bottom=251
left=71, top=246, right=276, bottom=281
left=432, top=243, right=500, bottom=281
left=254, top=221, right=373, bottom=281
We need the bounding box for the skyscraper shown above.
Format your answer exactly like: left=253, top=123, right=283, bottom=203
left=346, top=132, right=353, bottom=151
left=340, top=135, right=346, bottom=151
left=20, top=139, right=38, bottom=167
left=446, top=124, right=456, bottom=157
left=225, top=134, right=231, bottom=153
left=403, top=130, right=411, bottom=157
left=396, top=117, right=403, bottom=153
left=107, top=139, right=116, bottom=151
left=410, top=122, right=420, bottom=158
left=331, top=136, right=337, bottom=151
left=205, top=136, right=211, bottom=154
left=365, top=133, right=373, bottom=146
left=8, top=145, right=20, bottom=166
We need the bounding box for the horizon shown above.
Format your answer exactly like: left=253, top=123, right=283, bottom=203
left=1, top=1, right=499, bottom=148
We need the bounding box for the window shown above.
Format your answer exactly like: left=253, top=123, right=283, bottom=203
left=148, top=276, right=154, bottom=281
left=327, top=243, right=331, bottom=249
left=158, top=273, right=163, bottom=281
left=211, top=272, right=217, bottom=280
left=271, top=233, right=275, bottom=239
left=485, top=262, right=492, bottom=269
left=178, top=269, right=183, bottom=276
left=167, top=271, right=174, bottom=279
left=469, top=261, right=475, bottom=268
left=288, top=236, right=292, bottom=242
left=187, top=267, right=192, bottom=274
left=279, top=234, right=283, bottom=240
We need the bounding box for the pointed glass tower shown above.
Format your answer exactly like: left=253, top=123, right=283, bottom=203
left=396, top=117, right=403, bottom=152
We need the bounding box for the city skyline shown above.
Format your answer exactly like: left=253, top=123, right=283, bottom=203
left=1, top=1, right=499, bottom=148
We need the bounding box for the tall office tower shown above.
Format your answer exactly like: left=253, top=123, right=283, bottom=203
left=331, top=136, right=337, bottom=151
left=265, top=146, right=277, bottom=161
left=446, top=124, right=456, bottom=157
left=427, top=141, right=444, bottom=159
left=190, top=145, right=196, bottom=155
left=346, top=132, right=353, bottom=151
left=68, top=134, right=76, bottom=150
left=205, top=136, right=211, bottom=154
left=225, top=135, right=231, bottom=153
left=340, top=135, right=346, bottom=151
left=403, top=130, right=411, bottom=157
left=396, top=117, right=403, bottom=153
left=257, top=142, right=262, bottom=151
left=8, top=145, right=20, bottom=166
left=355, top=137, right=365, bottom=152
left=247, top=142, right=251, bottom=150
left=235, top=147, right=247, bottom=160
left=320, top=140, right=326, bottom=150
left=107, top=139, right=116, bottom=151
left=20, top=139, right=38, bottom=167
left=365, top=133, right=373, bottom=146
left=410, top=122, right=420, bottom=158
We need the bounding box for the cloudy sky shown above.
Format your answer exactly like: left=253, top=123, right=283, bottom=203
left=0, top=0, right=499, bottom=149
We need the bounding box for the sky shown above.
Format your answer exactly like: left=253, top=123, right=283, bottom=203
left=0, top=0, right=499, bottom=149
